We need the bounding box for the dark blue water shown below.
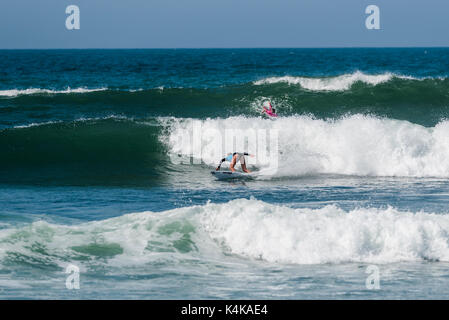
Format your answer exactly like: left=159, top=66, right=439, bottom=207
left=2, top=49, right=449, bottom=299
left=2, top=48, right=449, bottom=90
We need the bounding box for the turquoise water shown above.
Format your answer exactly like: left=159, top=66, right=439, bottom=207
left=2, top=49, right=449, bottom=299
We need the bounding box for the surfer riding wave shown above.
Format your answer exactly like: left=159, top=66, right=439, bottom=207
left=216, top=152, right=255, bottom=173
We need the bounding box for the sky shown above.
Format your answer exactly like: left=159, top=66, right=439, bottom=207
left=0, top=0, right=448, bottom=48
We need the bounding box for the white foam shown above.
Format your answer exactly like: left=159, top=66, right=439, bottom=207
left=13, top=120, right=63, bottom=129
left=200, top=199, right=449, bottom=264
left=0, top=87, right=107, bottom=97
left=253, top=71, right=418, bottom=91
left=162, top=115, right=449, bottom=178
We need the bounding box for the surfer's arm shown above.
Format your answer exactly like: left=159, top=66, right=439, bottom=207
left=216, top=158, right=226, bottom=171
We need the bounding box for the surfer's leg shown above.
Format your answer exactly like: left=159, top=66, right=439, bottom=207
left=239, top=155, right=251, bottom=173
left=241, top=163, right=251, bottom=173
left=230, top=156, right=237, bottom=172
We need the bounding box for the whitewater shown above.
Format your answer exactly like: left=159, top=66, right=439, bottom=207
left=164, top=114, right=449, bottom=178
left=2, top=198, right=449, bottom=268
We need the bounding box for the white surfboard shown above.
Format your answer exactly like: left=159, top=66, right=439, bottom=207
left=211, top=171, right=252, bottom=180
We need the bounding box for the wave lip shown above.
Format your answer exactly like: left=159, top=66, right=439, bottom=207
left=0, top=87, right=108, bottom=97
left=253, top=71, right=418, bottom=91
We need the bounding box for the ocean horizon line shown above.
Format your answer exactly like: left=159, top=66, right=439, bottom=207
left=1, top=46, right=449, bottom=50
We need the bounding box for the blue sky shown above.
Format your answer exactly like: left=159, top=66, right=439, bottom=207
left=1, top=0, right=448, bottom=48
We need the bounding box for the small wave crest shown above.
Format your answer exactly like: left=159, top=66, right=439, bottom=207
left=253, top=71, right=423, bottom=91
left=0, top=87, right=108, bottom=97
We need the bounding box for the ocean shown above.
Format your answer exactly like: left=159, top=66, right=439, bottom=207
left=2, top=48, right=449, bottom=299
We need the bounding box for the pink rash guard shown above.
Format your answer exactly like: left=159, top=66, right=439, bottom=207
left=262, top=102, right=278, bottom=117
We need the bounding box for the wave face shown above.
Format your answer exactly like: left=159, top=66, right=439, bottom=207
left=0, top=117, right=165, bottom=185
left=2, top=199, right=449, bottom=267
left=164, top=115, right=449, bottom=178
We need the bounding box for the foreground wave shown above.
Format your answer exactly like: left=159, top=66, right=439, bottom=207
left=1, top=198, right=449, bottom=268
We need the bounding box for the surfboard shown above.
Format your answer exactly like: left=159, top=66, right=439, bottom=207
left=211, top=171, right=252, bottom=180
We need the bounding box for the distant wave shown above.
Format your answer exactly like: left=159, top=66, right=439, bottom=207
left=0, top=72, right=447, bottom=97
left=0, top=87, right=108, bottom=97
left=11, top=115, right=132, bottom=129
left=253, top=71, right=431, bottom=91
left=0, top=86, right=181, bottom=98
left=2, top=198, right=449, bottom=267
left=3, top=74, right=449, bottom=128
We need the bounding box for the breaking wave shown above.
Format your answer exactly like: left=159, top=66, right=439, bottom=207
left=163, top=115, right=449, bottom=178
left=2, top=199, right=449, bottom=267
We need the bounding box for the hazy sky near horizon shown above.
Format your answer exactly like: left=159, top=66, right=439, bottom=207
left=0, top=0, right=448, bottom=48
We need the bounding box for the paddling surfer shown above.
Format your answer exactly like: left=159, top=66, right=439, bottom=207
left=262, top=101, right=277, bottom=117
